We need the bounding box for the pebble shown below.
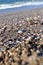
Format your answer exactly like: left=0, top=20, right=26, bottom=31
left=38, top=52, right=43, bottom=57
left=1, top=25, right=7, bottom=34
left=34, top=21, right=38, bottom=24
left=33, top=17, right=38, bottom=21
left=18, top=30, right=23, bottom=34
left=26, top=17, right=29, bottom=21
left=0, top=52, right=2, bottom=57
left=41, top=34, right=43, bottom=38
left=36, top=50, right=40, bottom=54
left=18, top=29, right=26, bottom=34
left=0, top=42, right=3, bottom=46
left=0, top=29, right=2, bottom=34
left=16, top=40, right=22, bottom=44
left=41, top=22, right=43, bottom=25
left=0, top=47, right=5, bottom=51
left=1, top=36, right=7, bottom=42
left=3, top=40, right=9, bottom=47
left=29, top=18, right=34, bottom=25
left=25, top=36, right=32, bottom=44
left=41, top=19, right=43, bottom=25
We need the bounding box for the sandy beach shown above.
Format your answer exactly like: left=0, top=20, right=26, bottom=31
left=0, top=8, right=43, bottom=65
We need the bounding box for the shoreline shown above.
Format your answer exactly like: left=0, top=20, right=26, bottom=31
left=0, top=4, right=43, bottom=14
left=0, top=7, right=43, bottom=23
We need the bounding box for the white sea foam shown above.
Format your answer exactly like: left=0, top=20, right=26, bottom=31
left=0, top=2, right=43, bottom=9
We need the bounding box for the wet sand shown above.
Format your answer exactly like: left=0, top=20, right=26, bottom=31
left=0, top=8, right=43, bottom=65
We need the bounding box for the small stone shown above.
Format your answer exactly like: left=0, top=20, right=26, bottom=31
left=0, top=52, right=2, bottom=57
left=0, top=42, right=3, bottom=46
left=37, top=52, right=43, bottom=57
left=19, top=24, right=22, bottom=26
left=1, top=36, right=7, bottom=42
left=36, top=50, right=40, bottom=53
left=22, top=37, right=25, bottom=39
left=41, top=34, right=43, bottom=38
left=33, top=17, right=37, bottom=20
left=18, top=30, right=22, bottom=34
left=9, top=52, right=13, bottom=56
left=25, top=37, right=31, bottom=44
left=41, top=19, right=43, bottom=25
left=9, top=41, right=12, bottom=44
left=0, top=48, right=5, bottom=51
left=16, top=40, right=21, bottom=44
left=41, top=22, right=43, bottom=25
left=0, top=29, right=2, bottom=34
left=34, top=21, right=38, bottom=24
left=1, top=25, right=7, bottom=34
left=3, top=40, right=9, bottom=47
left=18, top=29, right=26, bottom=34
left=26, top=17, right=29, bottom=21
left=29, top=18, right=34, bottom=25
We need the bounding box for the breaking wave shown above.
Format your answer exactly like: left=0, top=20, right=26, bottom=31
left=0, top=1, right=43, bottom=9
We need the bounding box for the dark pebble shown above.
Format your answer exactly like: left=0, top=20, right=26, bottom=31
left=38, top=52, right=43, bottom=57
left=0, top=57, right=4, bottom=63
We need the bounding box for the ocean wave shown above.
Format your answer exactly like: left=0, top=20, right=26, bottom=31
left=0, top=1, right=43, bottom=9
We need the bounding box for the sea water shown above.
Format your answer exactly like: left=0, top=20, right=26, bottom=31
left=0, top=0, right=43, bottom=13
left=0, top=0, right=43, bottom=9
